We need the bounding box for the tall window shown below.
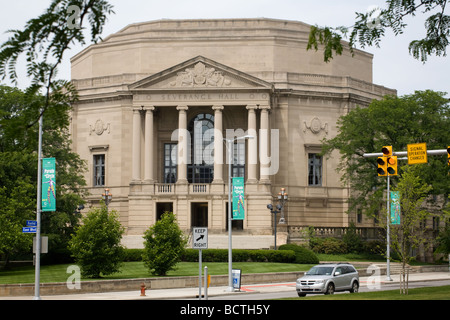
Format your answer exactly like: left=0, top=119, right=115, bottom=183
left=93, top=154, right=105, bottom=187
left=308, top=153, right=322, bottom=186
left=188, top=113, right=214, bottom=183
left=164, top=143, right=177, bottom=183
left=232, top=142, right=245, bottom=178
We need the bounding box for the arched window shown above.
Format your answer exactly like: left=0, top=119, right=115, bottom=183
left=188, top=113, right=215, bottom=183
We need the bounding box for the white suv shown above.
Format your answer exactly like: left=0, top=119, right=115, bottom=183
left=296, top=263, right=359, bottom=297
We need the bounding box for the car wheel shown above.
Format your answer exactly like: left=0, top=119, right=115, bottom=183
left=350, top=281, right=359, bottom=293
left=297, top=293, right=306, bottom=297
left=325, top=283, right=334, bottom=295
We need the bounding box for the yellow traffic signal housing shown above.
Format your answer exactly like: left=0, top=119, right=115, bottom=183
left=447, top=146, right=450, bottom=166
left=387, top=156, right=397, bottom=176
left=382, top=146, right=393, bottom=157
left=377, top=157, right=387, bottom=176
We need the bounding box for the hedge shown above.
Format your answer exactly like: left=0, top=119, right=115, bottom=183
left=122, top=247, right=316, bottom=264
left=278, top=244, right=319, bottom=264
left=181, top=249, right=296, bottom=263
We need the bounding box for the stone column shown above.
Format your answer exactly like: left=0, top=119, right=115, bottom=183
left=259, top=105, right=270, bottom=182
left=246, top=105, right=258, bottom=183
left=176, top=105, right=189, bottom=184
left=132, top=107, right=142, bottom=181
left=212, top=105, right=224, bottom=183
left=144, top=106, right=155, bottom=182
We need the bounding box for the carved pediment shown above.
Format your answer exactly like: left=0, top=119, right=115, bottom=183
left=129, top=56, right=273, bottom=91
left=170, top=61, right=232, bottom=88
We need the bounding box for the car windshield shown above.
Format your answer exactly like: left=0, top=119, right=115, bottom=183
left=306, top=266, right=334, bottom=275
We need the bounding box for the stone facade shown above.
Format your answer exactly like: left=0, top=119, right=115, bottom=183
left=70, top=18, right=396, bottom=249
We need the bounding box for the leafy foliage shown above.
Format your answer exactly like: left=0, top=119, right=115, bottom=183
left=142, top=213, right=187, bottom=276
left=0, top=85, right=87, bottom=265
left=68, top=204, right=124, bottom=278
left=308, top=0, right=449, bottom=62
left=321, top=90, right=449, bottom=217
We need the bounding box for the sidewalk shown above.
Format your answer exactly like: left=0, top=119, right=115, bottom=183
left=1, top=272, right=449, bottom=300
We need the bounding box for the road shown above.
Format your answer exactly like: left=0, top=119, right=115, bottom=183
left=207, top=279, right=450, bottom=300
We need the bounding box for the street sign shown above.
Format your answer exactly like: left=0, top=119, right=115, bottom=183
left=26, top=220, right=37, bottom=227
left=193, top=227, right=208, bottom=249
left=33, top=236, right=48, bottom=254
left=407, top=143, right=427, bottom=165
left=22, top=227, right=37, bottom=233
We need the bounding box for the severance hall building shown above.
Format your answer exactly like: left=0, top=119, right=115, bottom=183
left=70, top=18, right=396, bottom=248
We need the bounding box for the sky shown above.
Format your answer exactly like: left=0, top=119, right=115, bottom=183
left=0, top=0, right=448, bottom=97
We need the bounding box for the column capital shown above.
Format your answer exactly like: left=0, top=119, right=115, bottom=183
left=246, top=104, right=258, bottom=111
left=144, top=106, right=155, bottom=112
left=259, top=105, right=271, bottom=111
left=212, top=105, right=224, bottom=111
left=176, top=105, right=188, bottom=111
left=132, top=106, right=143, bottom=112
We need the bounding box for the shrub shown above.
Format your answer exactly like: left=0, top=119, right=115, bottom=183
left=68, top=205, right=125, bottom=278
left=122, top=248, right=144, bottom=262
left=278, top=244, right=319, bottom=264
left=342, top=222, right=363, bottom=253
left=310, top=238, right=347, bottom=255
left=142, top=212, right=187, bottom=276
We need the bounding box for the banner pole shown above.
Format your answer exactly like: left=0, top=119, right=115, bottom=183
left=33, top=112, right=43, bottom=300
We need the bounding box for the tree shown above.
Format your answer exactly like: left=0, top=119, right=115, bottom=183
left=142, top=212, right=187, bottom=276
left=434, top=197, right=450, bottom=259
left=0, top=0, right=114, bottom=128
left=308, top=0, right=450, bottom=62
left=0, top=85, right=87, bottom=265
left=321, top=90, right=450, bottom=218
left=0, top=0, right=114, bottom=265
left=0, top=152, right=36, bottom=268
left=68, top=204, right=124, bottom=278
left=389, top=165, right=432, bottom=294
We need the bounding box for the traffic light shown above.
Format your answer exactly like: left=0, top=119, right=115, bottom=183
left=387, top=155, right=397, bottom=176
left=447, top=146, right=450, bottom=166
left=382, top=146, right=392, bottom=157
left=377, top=157, right=387, bottom=176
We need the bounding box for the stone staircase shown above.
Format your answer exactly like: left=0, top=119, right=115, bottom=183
left=370, top=262, right=415, bottom=275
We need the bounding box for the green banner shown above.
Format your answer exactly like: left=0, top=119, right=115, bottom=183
left=42, top=158, right=56, bottom=212
left=232, top=177, right=245, bottom=220
left=390, top=191, right=400, bottom=225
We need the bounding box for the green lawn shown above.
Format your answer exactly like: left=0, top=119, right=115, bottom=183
left=281, top=285, right=450, bottom=300
left=0, top=261, right=312, bottom=285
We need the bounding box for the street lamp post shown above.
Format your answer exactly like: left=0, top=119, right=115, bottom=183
left=267, top=188, right=288, bottom=250
left=102, top=188, right=112, bottom=210
left=224, top=135, right=253, bottom=292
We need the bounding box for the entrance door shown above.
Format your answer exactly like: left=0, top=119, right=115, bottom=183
left=156, top=202, right=173, bottom=221
left=191, top=202, right=208, bottom=227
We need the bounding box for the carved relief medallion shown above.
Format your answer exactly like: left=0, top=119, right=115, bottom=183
left=303, top=117, right=328, bottom=135
left=90, top=119, right=110, bottom=136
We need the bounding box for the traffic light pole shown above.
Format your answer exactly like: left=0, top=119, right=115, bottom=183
left=364, top=149, right=448, bottom=158
left=386, top=175, right=392, bottom=281
left=365, top=146, right=448, bottom=282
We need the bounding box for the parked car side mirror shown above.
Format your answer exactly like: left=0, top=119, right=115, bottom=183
left=334, top=271, right=340, bottom=276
